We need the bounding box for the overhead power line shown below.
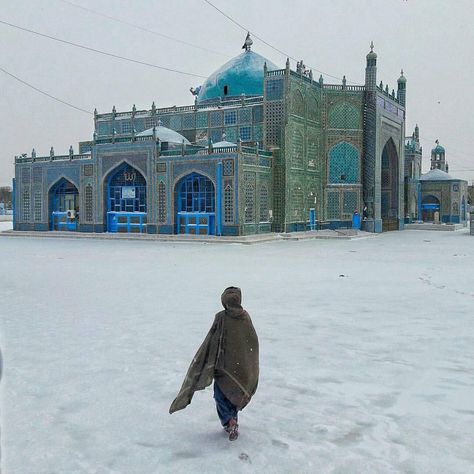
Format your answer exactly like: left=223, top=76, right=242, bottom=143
left=0, top=19, right=207, bottom=79
left=202, top=0, right=345, bottom=82
left=0, top=65, right=93, bottom=115
left=57, top=0, right=229, bottom=57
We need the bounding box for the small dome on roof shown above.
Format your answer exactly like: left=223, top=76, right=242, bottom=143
left=420, top=168, right=453, bottom=181
left=197, top=44, right=278, bottom=103
left=213, top=140, right=237, bottom=148
left=136, top=125, right=190, bottom=144
left=432, top=143, right=445, bottom=154
left=398, top=70, right=407, bottom=83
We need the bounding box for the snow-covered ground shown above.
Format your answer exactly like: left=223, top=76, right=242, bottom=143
left=0, top=221, right=12, bottom=232
left=1, top=230, right=473, bottom=473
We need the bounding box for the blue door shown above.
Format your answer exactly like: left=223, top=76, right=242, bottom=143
left=176, top=173, right=215, bottom=235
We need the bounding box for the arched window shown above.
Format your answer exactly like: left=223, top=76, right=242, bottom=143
left=245, top=182, right=255, bottom=223
left=178, top=173, right=214, bottom=213
left=224, top=184, right=234, bottom=223
left=158, top=181, right=167, bottom=222
left=328, top=102, right=360, bottom=129
left=84, top=184, right=93, bottom=222
left=22, top=189, right=30, bottom=221
left=328, top=142, right=360, bottom=183
left=51, top=179, right=79, bottom=212
left=107, top=163, right=146, bottom=213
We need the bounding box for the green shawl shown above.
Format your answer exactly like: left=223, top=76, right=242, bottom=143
left=169, top=287, right=259, bottom=413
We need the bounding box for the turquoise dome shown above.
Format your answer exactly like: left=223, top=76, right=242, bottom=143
left=432, top=144, right=445, bottom=154
left=197, top=50, right=278, bottom=103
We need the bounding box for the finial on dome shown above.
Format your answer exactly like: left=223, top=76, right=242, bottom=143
left=398, top=69, right=407, bottom=83
left=242, top=32, right=253, bottom=52
left=366, top=41, right=377, bottom=61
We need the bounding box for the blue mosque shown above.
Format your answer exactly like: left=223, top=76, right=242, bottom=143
left=14, top=35, right=465, bottom=236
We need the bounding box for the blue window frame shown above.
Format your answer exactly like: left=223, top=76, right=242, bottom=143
left=121, top=121, right=132, bottom=134
left=224, top=110, right=237, bottom=125
left=107, top=163, right=146, bottom=213
left=178, top=173, right=215, bottom=213
left=239, top=126, right=252, bottom=141
left=52, top=179, right=79, bottom=212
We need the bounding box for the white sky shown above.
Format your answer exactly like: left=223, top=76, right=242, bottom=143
left=1, top=0, right=473, bottom=187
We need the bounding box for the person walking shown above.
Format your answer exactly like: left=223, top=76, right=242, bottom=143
left=169, top=287, right=259, bottom=441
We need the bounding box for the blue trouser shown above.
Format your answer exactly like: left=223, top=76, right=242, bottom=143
left=213, top=381, right=238, bottom=426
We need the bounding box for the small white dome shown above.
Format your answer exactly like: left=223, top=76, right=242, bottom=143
left=136, top=125, right=190, bottom=144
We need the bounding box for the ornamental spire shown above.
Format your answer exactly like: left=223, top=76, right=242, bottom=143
left=242, top=32, right=253, bottom=52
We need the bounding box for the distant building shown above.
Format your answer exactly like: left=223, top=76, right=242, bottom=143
left=13, top=36, right=407, bottom=235
left=419, top=167, right=468, bottom=224
left=404, top=125, right=422, bottom=221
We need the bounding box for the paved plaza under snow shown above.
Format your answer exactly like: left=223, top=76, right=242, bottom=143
left=1, top=229, right=473, bottom=473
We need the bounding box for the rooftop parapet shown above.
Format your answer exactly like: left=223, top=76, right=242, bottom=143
left=15, top=153, right=91, bottom=164
left=376, top=83, right=404, bottom=106
left=96, top=96, right=264, bottom=122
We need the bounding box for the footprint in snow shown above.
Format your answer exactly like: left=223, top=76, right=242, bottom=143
left=239, top=452, right=251, bottom=463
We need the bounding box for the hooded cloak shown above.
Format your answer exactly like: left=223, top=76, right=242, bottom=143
left=169, top=287, right=259, bottom=414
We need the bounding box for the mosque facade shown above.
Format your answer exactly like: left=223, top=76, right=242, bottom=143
left=13, top=36, right=408, bottom=235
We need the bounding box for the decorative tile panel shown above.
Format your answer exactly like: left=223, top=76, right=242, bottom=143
left=328, top=102, right=360, bottom=129
left=239, top=108, right=252, bottom=124
left=266, top=78, right=283, bottom=100
left=328, top=142, right=360, bottom=183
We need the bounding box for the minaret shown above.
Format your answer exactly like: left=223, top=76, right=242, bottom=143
left=363, top=42, right=378, bottom=231
left=365, top=41, right=377, bottom=91
left=430, top=140, right=447, bottom=171
left=397, top=70, right=407, bottom=107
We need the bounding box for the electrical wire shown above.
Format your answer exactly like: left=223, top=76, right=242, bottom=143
left=0, top=19, right=207, bottom=79
left=203, top=0, right=345, bottom=82
left=0, top=65, right=93, bottom=115
left=57, top=0, right=229, bottom=57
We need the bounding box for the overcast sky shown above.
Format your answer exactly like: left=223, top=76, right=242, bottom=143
left=1, top=0, right=473, bottom=187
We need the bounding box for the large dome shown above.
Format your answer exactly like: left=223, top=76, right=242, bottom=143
left=197, top=50, right=278, bottom=103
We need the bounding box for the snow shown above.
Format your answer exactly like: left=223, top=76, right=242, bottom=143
left=0, top=221, right=12, bottom=232
left=1, top=229, right=474, bottom=473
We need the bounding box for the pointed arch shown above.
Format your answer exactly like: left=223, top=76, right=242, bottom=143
left=381, top=138, right=399, bottom=230
left=291, top=89, right=305, bottom=117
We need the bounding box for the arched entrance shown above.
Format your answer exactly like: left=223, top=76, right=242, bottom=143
left=49, top=178, right=79, bottom=231
left=105, top=162, right=147, bottom=233
left=421, top=195, right=440, bottom=222
left=175, top=173, right=215, bottom=235
left=381, top=139, right=399, bottom=231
